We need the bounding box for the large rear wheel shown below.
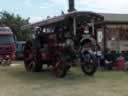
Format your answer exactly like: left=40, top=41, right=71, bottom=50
left=24, top=41, right=42, bottom=72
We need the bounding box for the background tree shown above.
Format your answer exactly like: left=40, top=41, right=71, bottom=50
left=0, top=11, right=32, bottom=41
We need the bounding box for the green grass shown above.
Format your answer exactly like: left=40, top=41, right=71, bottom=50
left=0, top=61, right=128, bottom=96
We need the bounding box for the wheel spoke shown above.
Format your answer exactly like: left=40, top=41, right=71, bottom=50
left=54, top=60, right=67, bottom=78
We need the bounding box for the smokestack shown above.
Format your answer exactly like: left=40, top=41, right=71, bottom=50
left=68, top=0, right=76, bottom=12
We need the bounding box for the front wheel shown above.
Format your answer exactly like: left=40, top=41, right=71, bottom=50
left=54, top=61, right=66, bottom=78
left=81, top=53, right=97, bottom=76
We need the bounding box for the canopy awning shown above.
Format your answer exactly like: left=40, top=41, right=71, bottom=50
left=22, top=11, right=104, bottom=29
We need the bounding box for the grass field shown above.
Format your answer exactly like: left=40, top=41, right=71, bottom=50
left=0, top=61, right=128, bottom=96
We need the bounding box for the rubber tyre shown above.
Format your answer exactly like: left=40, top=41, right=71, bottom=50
left=81, top=53, right=97, bottom=76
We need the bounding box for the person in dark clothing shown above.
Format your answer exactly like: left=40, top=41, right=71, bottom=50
left=104, top=50, right=117, bottom=70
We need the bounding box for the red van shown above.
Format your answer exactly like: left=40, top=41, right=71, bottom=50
left=0, top=26, right=15, bottom=65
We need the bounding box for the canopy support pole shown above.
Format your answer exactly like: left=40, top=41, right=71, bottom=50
left=73, top=16, right=76, bottom=36
left=91, top=19, right=95, bottom=37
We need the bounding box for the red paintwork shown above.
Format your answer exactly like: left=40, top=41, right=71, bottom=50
left=0, top=32, right=13, bottom=35
left=116, top=57, right=125, bottom=70
left=0, top=27, right=15, bottom=61
left=0, top=44, right=16, bottom=60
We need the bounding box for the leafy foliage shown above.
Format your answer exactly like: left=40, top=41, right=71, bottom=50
left=0, top=11, right=32, bottom=41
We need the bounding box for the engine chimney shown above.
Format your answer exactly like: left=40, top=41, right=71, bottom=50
left=68, top=0, right=76, bottom=12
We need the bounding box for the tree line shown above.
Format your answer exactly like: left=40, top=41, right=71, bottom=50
left=0, top=11, right=32, bottom=41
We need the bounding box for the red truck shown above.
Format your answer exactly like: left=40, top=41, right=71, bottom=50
left=0, top=26, right=16, bottom=65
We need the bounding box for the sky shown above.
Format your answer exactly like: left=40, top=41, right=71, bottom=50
left=0, top=0, right=128, bottom=23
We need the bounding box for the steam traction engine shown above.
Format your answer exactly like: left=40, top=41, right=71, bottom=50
left=23, top=11, right=104, bottom=77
